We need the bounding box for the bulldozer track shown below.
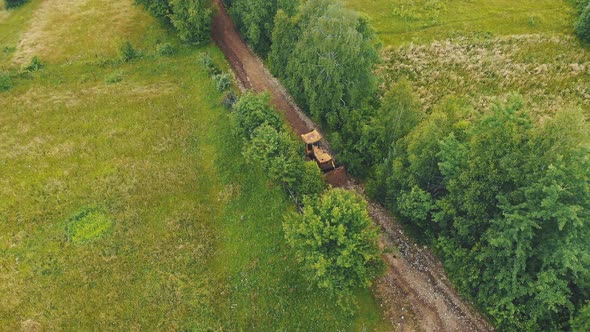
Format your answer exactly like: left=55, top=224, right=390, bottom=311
left=211, top=1, right=494, bottom=330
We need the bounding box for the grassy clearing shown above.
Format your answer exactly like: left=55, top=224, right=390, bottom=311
left=345, top=0, right=576, bottom=47
left=0, top=0, right=388, bottom=329
left=346, top=0, right=589, bottom=117
left=379, top=34, right=590, bottom=115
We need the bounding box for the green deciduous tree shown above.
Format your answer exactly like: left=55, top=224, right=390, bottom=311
left=169, top=0, right=212, bottom=44
left=268, top=9, right=299, bottom=79
left=283, top=188, right=383, bottom=311
left=243, top=124, right=301, bottom=188
left=232, top=92, right=283, bottom=139
left=227, top=0, right=297, bottom=55
left=268, top=0, right=379, bottom=131
left=286, top=2, right=378, bottom=128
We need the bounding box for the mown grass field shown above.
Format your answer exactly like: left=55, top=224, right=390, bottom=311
left=0, top=0, right=388, bottom=330
left=346, top=0, right=590, bottom=116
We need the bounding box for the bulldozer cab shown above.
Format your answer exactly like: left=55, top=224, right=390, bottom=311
left=301, top=130, right=322, bottom=156
left=301, top=130, right=336, bottom=171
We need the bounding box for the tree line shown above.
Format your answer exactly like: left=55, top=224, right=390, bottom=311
left=223, top=0, right=590, bottom=330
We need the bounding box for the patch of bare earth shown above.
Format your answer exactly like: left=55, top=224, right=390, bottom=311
left=212, top=1, right=494, bottom=330
left=13, top=0, right=137, bottom=64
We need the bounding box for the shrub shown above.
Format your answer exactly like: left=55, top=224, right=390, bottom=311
left=223, top=90, right=237, bottom=110
left=243, top=124, right=301, bottom=187
left=232, top=92, right=283, bottom=139
left=0, top=72, right=12, bottom=92
left=200, top=53, right=221, bottom=75
left=576, top=3, right=590, bottom=42
left=283, top=188, right=384, bottom=312
left=169, top=0, right=212, bottom=44
left=290, top=160, right=326, bottom=198
left=5, top=0, right=27, bottom=9
left=213, top=72, right=231, bottom=91
left=156, top=42, right=176, bottom=56
left=24, top=56, right=44, bottom=71
left=119, top=41, right=139, bottom=62
left=105, top=72, right=123, bottom=84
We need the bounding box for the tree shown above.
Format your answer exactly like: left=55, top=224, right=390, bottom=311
left=576, top=3, right=590, bottom=42
left=268, top=9, right=300, bottom=79
left=169, top=0, right=212, bottom=44
left=232, top=92, right=283, bottom=139
left=572, top=303, right=590, bottom=332
left=276, top=0, right=379, bottom=129
left=229, top=0, right=275, bottom=54
left=361, top=79, right=423, bottom=167
left=243, top=124, right=301, bottom=188
left=283, top=188, right=384, bottom=311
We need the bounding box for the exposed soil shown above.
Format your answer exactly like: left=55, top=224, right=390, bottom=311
left=211, top=1, right=494, bottom=330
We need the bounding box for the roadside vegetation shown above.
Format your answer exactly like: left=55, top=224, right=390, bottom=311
left=0, top=0, right=388, bottom=330
left=225, top=0, right=590, bottom=330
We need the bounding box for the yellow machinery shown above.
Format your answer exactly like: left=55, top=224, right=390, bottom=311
left=301, top=130, right=336, bottom=172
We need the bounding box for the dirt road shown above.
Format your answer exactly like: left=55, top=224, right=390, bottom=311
left=211, top=1, right=493, bottom=330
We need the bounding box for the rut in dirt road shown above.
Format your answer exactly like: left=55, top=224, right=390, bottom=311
left=211, top=1, right=494, bottom=331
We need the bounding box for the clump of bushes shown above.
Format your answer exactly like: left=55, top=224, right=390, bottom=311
left=24, top=56, right=44, bottom=72
left=213, top=73, right=231, bottom=91
left=168, top=0, right=212, bottom=44
left=0, top=72, right=12, bottom=92
left=283, top=188, right=383, bottom=312
left=105, top=71, right=123, bottom=84
left=119, top=41, right=140, bottom=62
left=232, top=92, right=324, bottom=199
left=222, top=90, right=237, bottom=110
left=156, top=42, right=176, bottom=56
left=231, top=92, right=382, bottom=314
left=200, top=53, right=221, bottom=75
left=200, top=53, right=233, bottom=92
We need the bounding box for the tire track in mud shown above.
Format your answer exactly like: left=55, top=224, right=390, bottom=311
left=211, top=1, right=493, bottom=330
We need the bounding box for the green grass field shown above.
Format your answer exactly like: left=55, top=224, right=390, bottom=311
left=345, top=0, right=576, bottom=47
left=346, top=0, right=590, bottom=116
left=0, top=0, right=388, bottom=330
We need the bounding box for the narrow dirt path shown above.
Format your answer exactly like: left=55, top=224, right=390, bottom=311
left=211, top=1, right=494, bottom=331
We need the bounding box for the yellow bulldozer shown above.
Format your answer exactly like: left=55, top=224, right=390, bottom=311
left=300, top=129, right=336, bottom=172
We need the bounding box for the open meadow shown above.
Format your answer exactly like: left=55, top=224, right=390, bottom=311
left=346, top=0, right=590, bottom=116
left=0, top=0, right=387, bottom=329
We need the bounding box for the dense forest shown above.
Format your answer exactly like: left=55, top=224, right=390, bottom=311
left=221, top=0, right=590, bottom=330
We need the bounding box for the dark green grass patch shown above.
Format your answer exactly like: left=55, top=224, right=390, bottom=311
left=65, top=207, right=113, bottom=244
